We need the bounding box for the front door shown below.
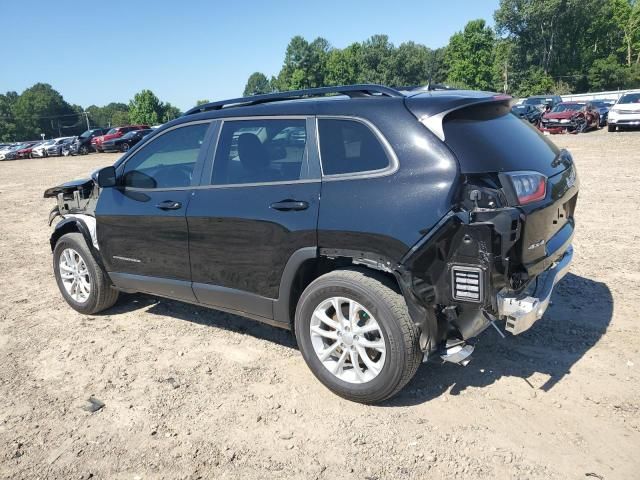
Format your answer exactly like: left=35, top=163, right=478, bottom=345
left=186, top=117, right=320, bottom=321
left=95, top=121, right=212, bottom=301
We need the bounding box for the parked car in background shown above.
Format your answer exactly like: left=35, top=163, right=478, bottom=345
left=0, top=144, right=19, bottom=160
left=590, top=100, right=611, bottom=127
left=511, top=104, right=542, bottom=124
left=524, top=95, right=563, bottom=112
left=32, top=137, right=75, bottom=157
left=92, top=125, right=150, bottom=152
left=71, top=128, right=110, bottom=155
left=15, top=141, right=41, bottom=159
left=607, top=92, right=640, bottom=132
left=31, top=139, right=56, bottom=158
left=539, top=101, right=600, bottom=134
left=102, top=129, right=153, bottom=152
left=48, top=137, right=76, bottom=156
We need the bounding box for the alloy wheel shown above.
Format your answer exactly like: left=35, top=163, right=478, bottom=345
left=310, top=297, right=386, bottom=384
left=59, top=248, right=91, bottom=303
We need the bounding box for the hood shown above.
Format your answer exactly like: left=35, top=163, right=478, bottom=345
left=613, top=103, right=640, bottom=112
left=43, top=177, right=93, bottom=198
left=543, top=110, right=579, bottom=120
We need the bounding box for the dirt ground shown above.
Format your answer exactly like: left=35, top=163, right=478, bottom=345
left=0, top=128, right=639, bottom=480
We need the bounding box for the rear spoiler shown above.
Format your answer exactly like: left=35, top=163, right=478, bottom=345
left=405, top=93, right=513, bottom=141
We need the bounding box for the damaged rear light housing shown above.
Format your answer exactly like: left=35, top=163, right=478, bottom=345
left=504, top=171, right=547, bottom=205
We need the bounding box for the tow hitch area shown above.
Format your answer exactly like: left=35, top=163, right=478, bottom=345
left=498, top=246, right=573, bottom=335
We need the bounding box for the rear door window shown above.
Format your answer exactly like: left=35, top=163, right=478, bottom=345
left=211, top=119, right=308, bottom=185
left=317, top=119, right=390, bottom=175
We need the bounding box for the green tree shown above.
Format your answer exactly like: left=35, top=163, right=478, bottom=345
left=243, top=72, right=272, bottom=96
left=161, top=103, right=182, bottom=122
left=86, top=102, right=129, bottom=128
left=0, top=92, right=18, bottom=142
left=359, top=35, right=394, bottom=84
left=128, top=89, right=163, bottom=125
left=445, top=19, right=496, bottom=90
left=588, top=54, right=630, bottom=89
left=196, top=99, right=210, bottom=106
left=388, top=42, right=431, bottom=87
left=325, top=44, right=363, bottom=85
left=12, top=83, right=77, bottom=139
left=612, top=0, right=640, bottom=65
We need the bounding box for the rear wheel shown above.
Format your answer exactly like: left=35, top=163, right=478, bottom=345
left=53, top=233, right=119, bottom=314
left=120, top=143, right=130, bottom=153
left=294, top=268, right=422, bottom=404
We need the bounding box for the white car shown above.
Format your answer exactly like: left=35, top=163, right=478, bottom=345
left=608, top=92, right=640, bottom=132
left=31, top=139, right=57, bottom=158
left=0, top=144, right=18, bottom=160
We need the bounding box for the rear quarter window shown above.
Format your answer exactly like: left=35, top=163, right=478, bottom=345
left=318, top=119, right=390, bottom=176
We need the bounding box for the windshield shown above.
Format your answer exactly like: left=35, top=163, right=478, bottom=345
left=618, top=93, right=640, bottom=104
left=552, top=103, right=583, bottom=113
left=106, top=128, right=118, bottom=135
left=524, top=97, right=554, bottom=106
left=121, top=131, right=138, bottom=139
left=512, top=106, right=528, bottom=113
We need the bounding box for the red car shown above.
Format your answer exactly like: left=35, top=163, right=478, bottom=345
left=92, top=125, right=150, bottom=152
left=538, top=101, right=600, bottom=134
left=15, top=141, right=41, bottom=159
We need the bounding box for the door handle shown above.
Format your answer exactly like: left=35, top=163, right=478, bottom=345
left=155, top=200, right=182, bottom=210
left=270, top=200, right=309, bottom=211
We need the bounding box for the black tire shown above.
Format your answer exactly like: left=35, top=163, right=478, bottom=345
left=608, top=124, right=616, bottom=132
left=294, top=268, right=422, bottom=404
left=120, top=143, right=130, bottom=153
left=79, top=144, right=89, bottom=155
left=53, top=232, right=119, bottom=314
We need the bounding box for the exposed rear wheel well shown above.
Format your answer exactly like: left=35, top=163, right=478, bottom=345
left=287, top=256, right=401, bottom=330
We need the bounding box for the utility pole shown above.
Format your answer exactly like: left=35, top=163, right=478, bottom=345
left=83, top=111, right=90, bottom=131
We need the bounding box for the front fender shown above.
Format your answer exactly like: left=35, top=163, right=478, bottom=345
left=50, top=215, right=105, bottom=270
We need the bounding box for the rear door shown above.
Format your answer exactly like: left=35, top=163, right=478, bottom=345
left=186, top=117, right=320, bottom=322
left=95, top=121, right=213, bottom=301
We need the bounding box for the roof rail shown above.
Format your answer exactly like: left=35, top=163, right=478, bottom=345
left=184, top=84, right=403, bottom=116
left=396, top=83, right=458, bottom=92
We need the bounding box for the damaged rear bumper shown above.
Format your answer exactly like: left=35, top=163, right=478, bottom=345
left=497, top=245, right=573, bottom=335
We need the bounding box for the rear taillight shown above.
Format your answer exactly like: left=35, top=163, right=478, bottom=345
left=505, top=171, right=547, bottom=205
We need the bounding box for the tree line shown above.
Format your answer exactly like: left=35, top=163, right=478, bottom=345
left=243, top=0, right=640, bottom=96
left=0, top=85, right=181, bottom=142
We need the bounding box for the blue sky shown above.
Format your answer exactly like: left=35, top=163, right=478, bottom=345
left=0, top=0, right=498, bottom=111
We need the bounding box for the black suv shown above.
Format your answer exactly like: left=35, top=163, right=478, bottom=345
left=44, top=85, right=578, bottom=403
left=71, top=128, right=109, bottom=155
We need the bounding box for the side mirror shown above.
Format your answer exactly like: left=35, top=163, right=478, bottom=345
left=97, top=166, right=117, bottom=188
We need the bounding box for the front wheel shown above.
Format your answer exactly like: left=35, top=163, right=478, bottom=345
left=120, top=143, right=130, bottom=153
left=79, top=145, right=89, bottom=155
left=294, top=269, right=422, bottom=404
left=53, top=233, right=119, bottom=314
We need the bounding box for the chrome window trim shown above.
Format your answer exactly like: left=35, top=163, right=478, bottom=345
left=315, top=115, right=399, bottom=181
left=123, top=179, right=321, bottom=193
left=119, top=119, right=214, bottom=191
